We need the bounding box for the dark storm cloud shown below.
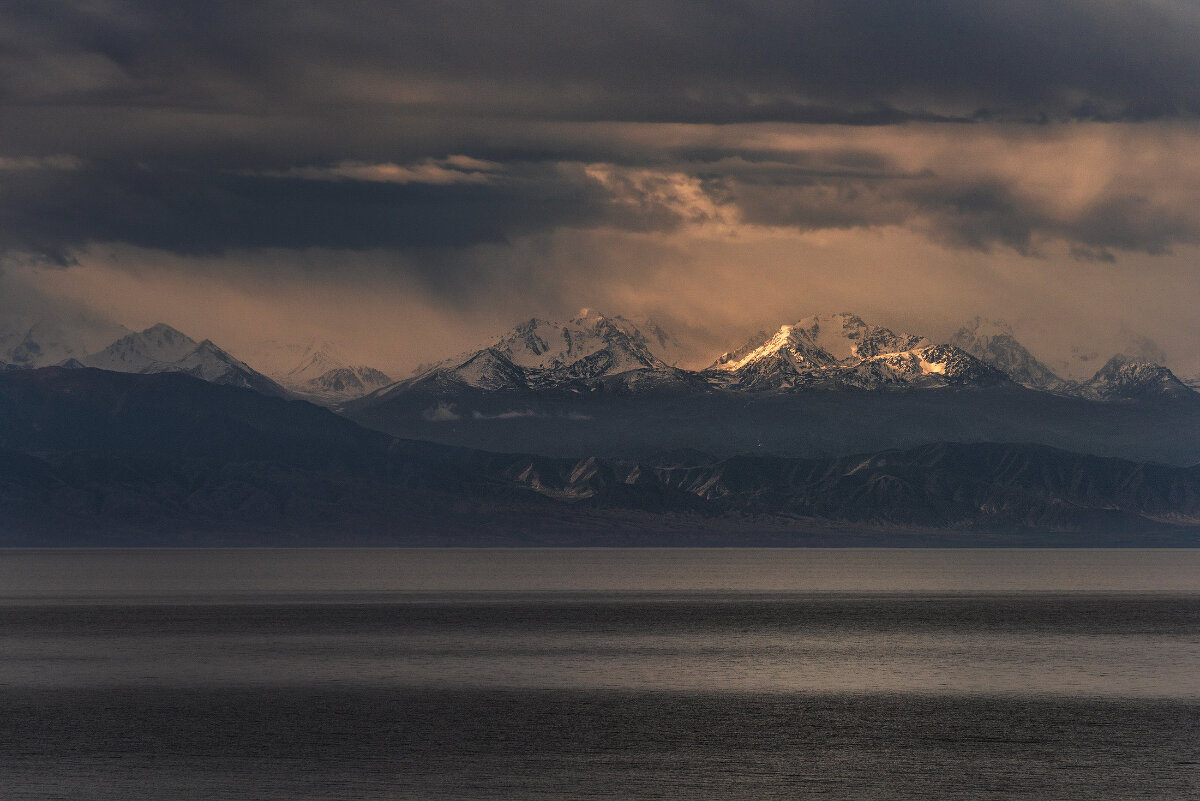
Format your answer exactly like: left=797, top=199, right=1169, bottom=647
left=0, top=164, right=539, bottom=261
left=3, top=0, right=1200, bottom=263
left=907, top=178, right=1200, bottom=256
left=1063, top=194, right=1199, bottom=256
left=0, top=160, right=713, bottom=267
left=4, top=0, right=1199, bottom=126
left=4, top=139, right=1199, bottom=267
left=731, top=165, right=1200, bottom=257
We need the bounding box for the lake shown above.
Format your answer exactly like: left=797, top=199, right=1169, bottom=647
left=0, top=548, right=1197, bottom=799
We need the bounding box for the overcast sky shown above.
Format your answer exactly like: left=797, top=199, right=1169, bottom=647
left=2, top=0, right=1199, bottom=375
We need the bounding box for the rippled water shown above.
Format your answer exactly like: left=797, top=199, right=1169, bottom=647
left=0, top=549, right=1197, bottom=800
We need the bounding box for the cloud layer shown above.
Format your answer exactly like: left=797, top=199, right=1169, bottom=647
left=1, top=1, right=1198, bottom=374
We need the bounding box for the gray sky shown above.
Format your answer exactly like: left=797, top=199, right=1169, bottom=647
left=2, top=0, right=1199, bottom=376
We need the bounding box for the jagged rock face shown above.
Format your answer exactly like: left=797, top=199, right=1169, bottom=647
left=1081, top=355, right=1194, bottom=400
left=952, top=318, right=1063, bottom=391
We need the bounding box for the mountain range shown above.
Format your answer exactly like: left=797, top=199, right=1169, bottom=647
left=1, top=309, right=1197, bottom=545
left=1, top=322, right=393, bottom=404
left=3, top=311, right=1193, bottom=408
left=363, top=311, right=1192, bottom=401
left=341, top=311, right=1198, bottom=464
left=2, top=312, right=1195, bottom=460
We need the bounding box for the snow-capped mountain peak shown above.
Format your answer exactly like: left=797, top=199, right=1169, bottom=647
left=1080, top=354, right=1194, bottom=400
left=397, top=311, right=675, bottom=393
left=709, top=323, right=842, bottom=372
left=710, top=313, right=928, bottom=373
left=708, top=313, right=1000, bottom=391
left=491, top=312, right=666, bottom=373
left=81, top=323, right=199, bottom=372
left=78, top=324, right=288, bottom=397
left=790, top=312, right=928, bottom=362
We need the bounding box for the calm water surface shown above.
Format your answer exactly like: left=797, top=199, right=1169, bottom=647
left=0, top=548, right=1197, bottom=800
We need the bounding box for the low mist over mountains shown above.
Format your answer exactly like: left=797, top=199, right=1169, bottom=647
left=0, top=317, right=128, bottom=369
left=951, top=318, right=1064, bottom=392
left=951, top=318, right=1194, bottom=401
left=240, top=339, right=394, bottom=403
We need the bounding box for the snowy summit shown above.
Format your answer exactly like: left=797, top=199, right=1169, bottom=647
left=709, top=313, right=1001, bottom=390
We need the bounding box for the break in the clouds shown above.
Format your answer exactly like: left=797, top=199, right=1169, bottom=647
left=1, top=0, right=1199, bottom=372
